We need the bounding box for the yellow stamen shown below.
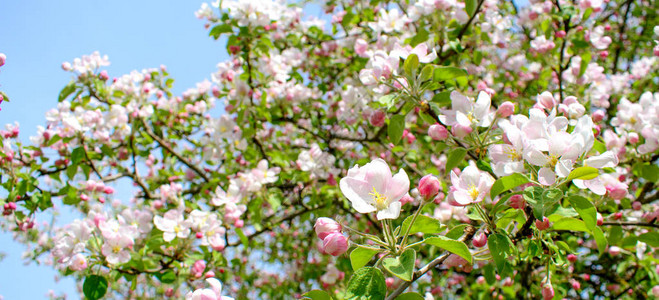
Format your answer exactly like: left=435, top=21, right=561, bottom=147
left=113, top=246, right=121, bottom=253
left=468, top=185, right=479, bottom=200
left=368, top=186, right=388, bottom=210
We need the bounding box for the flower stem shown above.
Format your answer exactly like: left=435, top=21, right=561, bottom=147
left=400, top=202, right=425, bottom=251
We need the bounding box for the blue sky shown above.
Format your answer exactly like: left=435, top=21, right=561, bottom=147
left=0, top=1, right=225, bottom=298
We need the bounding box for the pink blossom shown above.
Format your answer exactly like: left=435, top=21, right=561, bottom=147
left=497, top=101, right=515, bottom=117
left=447, top=165, right=495, bottom=206
left=428, top=123, right=448, bottom=141
left=339, top=158, right=410, bottom=220
left=418, top=175, right=441, bottom=201
left=185, top=278, right=234, bottom=300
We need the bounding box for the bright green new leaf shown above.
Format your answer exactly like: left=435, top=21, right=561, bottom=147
left=395, top=292, right=425, bottom=300
left=568, top=195, right=597, bottom=231
left=400, top=215, right=446, bottom=236
left=566, top=166, right=599, bottom=182
left=350, top=247, right=380, bottom=271
left=433, top=66, right=468, bottom=82
left=382, top=248, right=416, bottom=281
left=489, top=173, right=529, bottom=199
left=424, top=236, right=472, bottom=264
left=389, top=115, right=406, bottom=145
left=303, top=290, right=333, bottom=300
left=403, top=54, right=419, bottom=76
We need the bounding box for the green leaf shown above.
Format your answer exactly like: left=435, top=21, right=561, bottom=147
left=403, top=54, right=419, bottom=76
left=303, top=290, right=333, bottom=300
left=209, top=24, right=233, bottom=39
left=579, top=52, right=591, bottom=78
left=431, top=91, right=451, bottom=107
left=488, top=233, right=513, bottom=276
left=388, top=115, right=406, bottom=145
left=445, top=224, right=469, bottom=240
left=489, top=173, right=529, bottom=199
left=395, top=292, right=425, bottom=300
left=379, top=94, right=396, bottom=110
left=638, top=232, right=659, bottom=247
left=236, top=228, right=249, bottom=247
left=71, top=147, right=86, bottom=165
left=445, top=148, right=467, bottom=175
left=400, top=215, right=446, bottom=236
left=608, top=226, right=623, bottom=246
left=156, top=270, right=176, bottom=284
left=550, top=216, right=589, bottom=232
left=58, top=82, right=77, bottom=102
left=345, top=267, right=387, bottom=300
left=418, top=65, right=434, bottom=83
left=350, top=247, right=380, bottom=271
left=524, top=186, right=559, bottom=219
left=382, top=248, right=416, bottom=281
left=566, top=166, right=599, bottom=182
left=592, top=226, right=608, bottom=254
left=465, top=0, right=477, bottom=16
left=568, top=195, right=597, bottom=232
left=424, top=236, right=472, bottom=264
left=483, top=263, right=496, bottom=285
left=433, top=66, right=468, bottom=82
left=633, top=162, right=659, bottom=183
left=83, top=275, right=108, bottom=300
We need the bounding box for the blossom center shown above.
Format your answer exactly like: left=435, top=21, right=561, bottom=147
left=504, top=147, right=521, bottom=161
left=112, top=245, right=121, bottom=253
left=369, top=187, right=388, bottom=210
left=467, top=185, right=479, bottom=200
left=548, top=155, right=559, bottom=168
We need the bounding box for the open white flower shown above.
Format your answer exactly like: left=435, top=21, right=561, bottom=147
left=339, top=158, right=410, bottom=220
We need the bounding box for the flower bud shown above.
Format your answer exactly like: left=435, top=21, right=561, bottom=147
left=418, top=175, right=441, bottom=201
left=452, top=124, right=472, bottom=138
left=597, top=213, right=604, bottom=226
left=509, top=194, right=525, bottom=209
left=497, top=101, right=515, bottom=117
left=571, top=279, right=581, bottom=290
left=542, top=282, right=554, bottom=300
left=472, top=232, right=487, bottom=247
left=322, top=233, right=348, bottom=256
left=62, top=62, right=72, bottom=71
left=628, top=132, right=639, bottom=144
left=370, top=110, right=386, bottom=127
left=315, top=217, right=342, bottom=240
left=535, top=217, right=550, bottom=230
left=0, top=53, right=6, bottom=67
left=537, top=91, right=556, bottom=109
left=608, top=246, right=621, bottom=256
left=428, top=124, right=448, bottom=141
left=567, top=254, right=577, bottom=263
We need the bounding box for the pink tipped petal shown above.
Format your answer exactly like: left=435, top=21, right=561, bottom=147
left=585, top=178, right=606, bottom=195
left=453, top=190, right=473, bottom=206
left=386, top=169, right=410, bottom=201
left=340, top=178, right=377, bottom=213
left=206, top=278, right=222, bottom=295
left=538, top=167, right=556, bottom=186
left=474, top=91, right=491, bottom=119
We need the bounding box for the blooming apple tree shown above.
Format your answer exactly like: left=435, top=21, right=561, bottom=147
left=1, top=0, right=658, bottom=299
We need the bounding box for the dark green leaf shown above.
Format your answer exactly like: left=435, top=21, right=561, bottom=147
left=83, top=275, right=108, bottom=300
left=568, top=195, right=597, bottom=231
left=465, top=0, right=477, bottom=16
left=346, top=267, right=387, bottom=300
left=638, top=232, right=659, bottom=247
left=488, top=233, right=513, bottom=276
left=431, top=91, right=451, bottom=107
left=592, top=226, right=607, bottom=254
left=156, top=270, right=176, bottom=284
left=445, top=148, right=467, bottom=175
left=445, top=224, right=469, bottom=240
left=388, top=115, right=406, bottom=145
left=71, top=147, right=86, bottom=165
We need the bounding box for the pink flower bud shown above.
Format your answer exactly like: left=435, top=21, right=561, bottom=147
left=99, top=70, right=109, bottom=81
left=164, top=288, right=174, bottom=297
left=628, top=132, right=639, bottom=144
left=322, top=233, right=348, bottom=256
left=452, top=124, right=473, bottom=138
left=472, top=232, right=487, bottom=247
left=370, top=110, right=386, bottom=127
left=537, top=91, right=556, bottom=109
left=418, top=175, right=441, bottom=201
left=592, top=110, right=606, bottom=122
left=428, top=123, right=448, bottom=141
left=103, top=186, right=115, bottom=194
left=62, top=62, right=72, bottom=71
left=632, top=201, right=641, bottom=210
left=542, top=282, right=554, bottom=300
left=608, top=246, right=621, bottom=256
left=613, top=212, right=622, bottom=220
left=652, top=285, right=659, bottom=297
left=191, top=260, right=206, bottom=278
left=567, top=254, right=577, bottom=263
left=535, top=217, right=550, bottom=230
left=597, top=213, right=604, bottom=226
left=599, top=51, right=608, bottom=59
left=385, top=277, right=395, bottom=289
left=555, top=30, right=566, bottom=38
left=497, top=101, right=515, bottom=117
left=234, top=219, right=244, bottom=228
left=0, top=53, right=6, bottom=67
left=314, top=217, right=342, bottom=240
left=509, top=195, right=526, bottom=209
left=571, top=279, right=581, bottom=290
left=400, top=194, right=414, bottom=205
